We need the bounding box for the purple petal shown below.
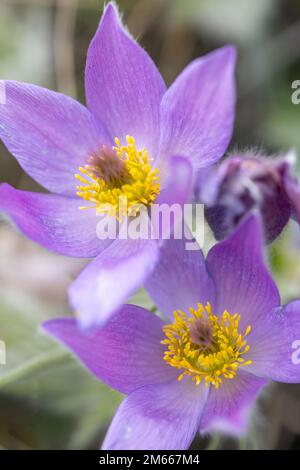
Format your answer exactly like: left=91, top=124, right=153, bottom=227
left=43, top=305, right=175, bottom=394
left=69, top=235, right=160, bottom=328
left=206, top=214, right=280, bottom=332
left=153, top=156, right=193, bottom=239
left=102, top=379, right=208, bottom=450
left=85, top=3, right=166, bottom=156
left=0, top=184, right=110, bottom=258
left=283, top=171, right=300, bottom=224
left=157, top=155, right=192, bottom=205
left=146, top=233, right=215, bottom=322
left=200, top=371, right=267, bottom=436
left=158, top=46, right=236, bottom=170
left=246, top=301, right=300, bottom=383
left=0, top=81, right=109, bottom=195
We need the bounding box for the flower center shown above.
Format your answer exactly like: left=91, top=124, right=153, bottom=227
left=162, top=302, right=252, bottom=389
left=75, top=135, right=160, bottom=219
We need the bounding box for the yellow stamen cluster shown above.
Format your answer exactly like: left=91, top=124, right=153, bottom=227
left=75, top=136, right=160, bottom=220
left=162, top=303, right=252, bottom=389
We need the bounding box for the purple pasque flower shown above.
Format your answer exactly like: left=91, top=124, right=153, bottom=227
left=0, top=2, right=236, bottom=329
left=197, top=151, right=300, bottom=243
left=43, top=214, right=300, bottom=450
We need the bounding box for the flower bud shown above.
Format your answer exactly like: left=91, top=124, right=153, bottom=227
left=197, top=151, right=300, bottom=243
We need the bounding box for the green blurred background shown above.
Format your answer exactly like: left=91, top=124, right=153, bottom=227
left=0, top=0, right=300, bottom=450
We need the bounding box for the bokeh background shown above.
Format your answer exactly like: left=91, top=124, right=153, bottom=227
left=1, top=0, right=300, bottom=450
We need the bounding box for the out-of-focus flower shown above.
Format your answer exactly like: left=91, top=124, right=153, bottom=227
left=0, top=2, right=236, bottom=328
left=197, top=151, right=300, bottom=243
left=43, top=215, right=300, bottom=449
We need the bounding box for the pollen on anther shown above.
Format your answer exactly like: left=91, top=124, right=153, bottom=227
left=162, top=302, right=252, bottom=389
left=75, top=136, right=160, bottom=220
